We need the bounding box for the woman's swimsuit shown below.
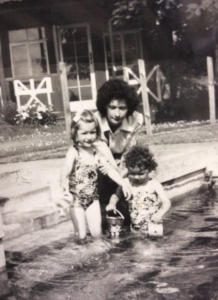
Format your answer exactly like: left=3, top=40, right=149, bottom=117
left=127, top=180, right=160, bottom=232
left=68, top=148, right=99, bottom=210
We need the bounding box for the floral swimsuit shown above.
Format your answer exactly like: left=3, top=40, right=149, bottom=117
left=68, top=148, right=99, bottom=210
left=127, top=179, right=160, bottom=232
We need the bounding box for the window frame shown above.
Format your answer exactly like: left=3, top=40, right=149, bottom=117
left=9, top=28, right=50, bottom=79
left=103, top=29, right=143, bottom=80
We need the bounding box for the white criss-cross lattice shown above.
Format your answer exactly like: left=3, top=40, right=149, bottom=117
left=13, top=77, right=53, bottom=108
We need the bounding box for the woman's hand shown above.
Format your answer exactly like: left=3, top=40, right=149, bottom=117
left=121, top=183, right=132, bottom=200
left=98, top=161, right=110, bottom=175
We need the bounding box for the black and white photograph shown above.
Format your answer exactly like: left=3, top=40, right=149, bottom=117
left=0, top=0, right=218, bottom=299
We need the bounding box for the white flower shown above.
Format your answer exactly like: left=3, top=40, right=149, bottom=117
left=37, top=114, right=43, bottom=120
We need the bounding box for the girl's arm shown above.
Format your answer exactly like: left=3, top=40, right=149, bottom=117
left=151, top=180, right=171, bottom=222
left=60, top=147, right=77, bottom=191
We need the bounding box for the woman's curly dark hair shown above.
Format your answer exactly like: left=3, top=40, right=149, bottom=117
left=96, top=79, right=140, bottom=117
left=124, top=145, right=157, bottom=172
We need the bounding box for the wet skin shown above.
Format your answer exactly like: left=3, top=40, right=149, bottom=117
left=106, top=99, right=128, bottom=131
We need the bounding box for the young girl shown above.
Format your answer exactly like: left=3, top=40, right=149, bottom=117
left=106, top=145, right=171, bottom=234
left=60, top=110, right=131, bottom=240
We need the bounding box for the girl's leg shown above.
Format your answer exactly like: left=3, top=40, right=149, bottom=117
left=69, top=206, right=87, bottom=239
left=86, top=201, right=102, bottom=237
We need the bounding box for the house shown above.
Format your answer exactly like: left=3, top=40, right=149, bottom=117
left=0, top=0, right=145, bottom=114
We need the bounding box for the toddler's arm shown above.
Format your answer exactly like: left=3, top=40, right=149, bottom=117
left=151, top=180, right=171, bottom=223
left=60, top=147, right=77, bottom=191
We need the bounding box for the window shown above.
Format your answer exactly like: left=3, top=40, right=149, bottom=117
left=104, top=30, right=142, bottom=80
left=9, top=28, right=49, bottom=78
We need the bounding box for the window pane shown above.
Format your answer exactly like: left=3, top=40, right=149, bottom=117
left=27, top=28, right=45, bottom=40
left=125, top=49, right=138, bottom=64
left=13, top=61, right=29, bottom=76
left=62, top=44, right=76, bottom=59
left=80, top=87, right=92, bottom=100
left=29, top=43, right=47, bottom=75
left=124, top=33, right=139, bottom=50
left=29, top=43, right=46, bottom=60
left=75, top=42, right=88, bottom=57
left=60, top=28, right=76, bottom=44
left=74, top=27, right=87, bottom=43
left=113, top=34, right=121, bottom=51
left=32, top=58, right=47, bottom=75
left=9, top=30, right=27, bottom=42
left=69, top=88, right=79, bottom=101
left=114, top=51, right=122, bottom=65
left=11, top=45, right=28, bottom=61
left=65, top=58, right=77, bottom=75
left=78, top=62, right=90, bottom=82
left=68, top=75, right=78, bottom=87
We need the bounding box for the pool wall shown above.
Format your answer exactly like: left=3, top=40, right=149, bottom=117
left=154, top=144, right=218, bottom=200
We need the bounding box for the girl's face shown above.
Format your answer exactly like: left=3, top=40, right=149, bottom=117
left=128, top=166, right=149, bottom=185
left=76, top=120, right=97, bottom=148
left=106, top=99, right=128, bottom=128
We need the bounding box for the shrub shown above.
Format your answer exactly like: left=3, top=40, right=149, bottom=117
left=2, top=100, right=17, bottom=125
left=15, top=102, right=57, bottom=126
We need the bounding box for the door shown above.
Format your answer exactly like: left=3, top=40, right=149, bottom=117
left=58, top=23, right=96, bottom=111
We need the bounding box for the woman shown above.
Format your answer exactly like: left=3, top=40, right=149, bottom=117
left=95, top=78, right=143, bottom=168
left=95, top=79, right=143, bottom=228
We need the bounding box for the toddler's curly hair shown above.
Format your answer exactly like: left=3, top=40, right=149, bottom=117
left=124, top=145, right=157, bottom=172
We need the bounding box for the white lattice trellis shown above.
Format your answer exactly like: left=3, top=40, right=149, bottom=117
left=14, top=77, right=53, bottom=108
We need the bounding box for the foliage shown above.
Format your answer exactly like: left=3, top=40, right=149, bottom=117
left=1, top=100, right=17, bottom=125
left=155, top=75, right=209, bottom=122
left=15, top=102, right=57, bottom=126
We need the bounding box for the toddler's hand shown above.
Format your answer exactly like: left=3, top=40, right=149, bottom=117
left=151, top=212, right=163, bottom=223
left=106, top=204, right=116, bottom=212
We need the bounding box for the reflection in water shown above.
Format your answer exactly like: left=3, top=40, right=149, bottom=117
left=5, top=187, right=218, bottom=300
left=0, top=270, right=16, bottom=300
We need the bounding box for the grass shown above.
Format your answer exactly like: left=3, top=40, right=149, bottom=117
left=0, top=118, right=218, bottom=163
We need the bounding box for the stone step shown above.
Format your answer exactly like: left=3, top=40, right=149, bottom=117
left=0, top=184, right=51, bottom=214
left=0, top=170, right=18, bottom=189
left=3, top=204, right=69, bottom=241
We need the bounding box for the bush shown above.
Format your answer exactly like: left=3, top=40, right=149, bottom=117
left=2, top=100, right=17, bottom=125
left=15, top=102, right=57, bottom=126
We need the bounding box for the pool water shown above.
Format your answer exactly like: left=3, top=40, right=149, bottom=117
left=3, top=186, right=218, bottom=300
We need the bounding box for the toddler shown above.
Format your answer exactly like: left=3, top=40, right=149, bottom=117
left=106, top=145, right=171, bottom=234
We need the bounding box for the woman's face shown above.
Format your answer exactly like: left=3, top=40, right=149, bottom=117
left=106, top=99, right=128, bottom=128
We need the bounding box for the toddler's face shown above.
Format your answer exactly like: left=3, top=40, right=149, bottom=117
left=76, top=120, right=97, bottom=148
left=127, top=166, right=149, bottom=184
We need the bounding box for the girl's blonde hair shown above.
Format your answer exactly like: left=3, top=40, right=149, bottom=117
left=71, top=110, right=101, bottom=144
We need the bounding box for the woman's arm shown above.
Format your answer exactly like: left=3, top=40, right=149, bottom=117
left=60, top=147, right=77, bottom=191
left=94, top=140, right=118, bottom=170
left=151, top=180, right=171, bottom=222
left=106, top=167, right=131, bottom=200
left=106, top=186, right=123, bottom=211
